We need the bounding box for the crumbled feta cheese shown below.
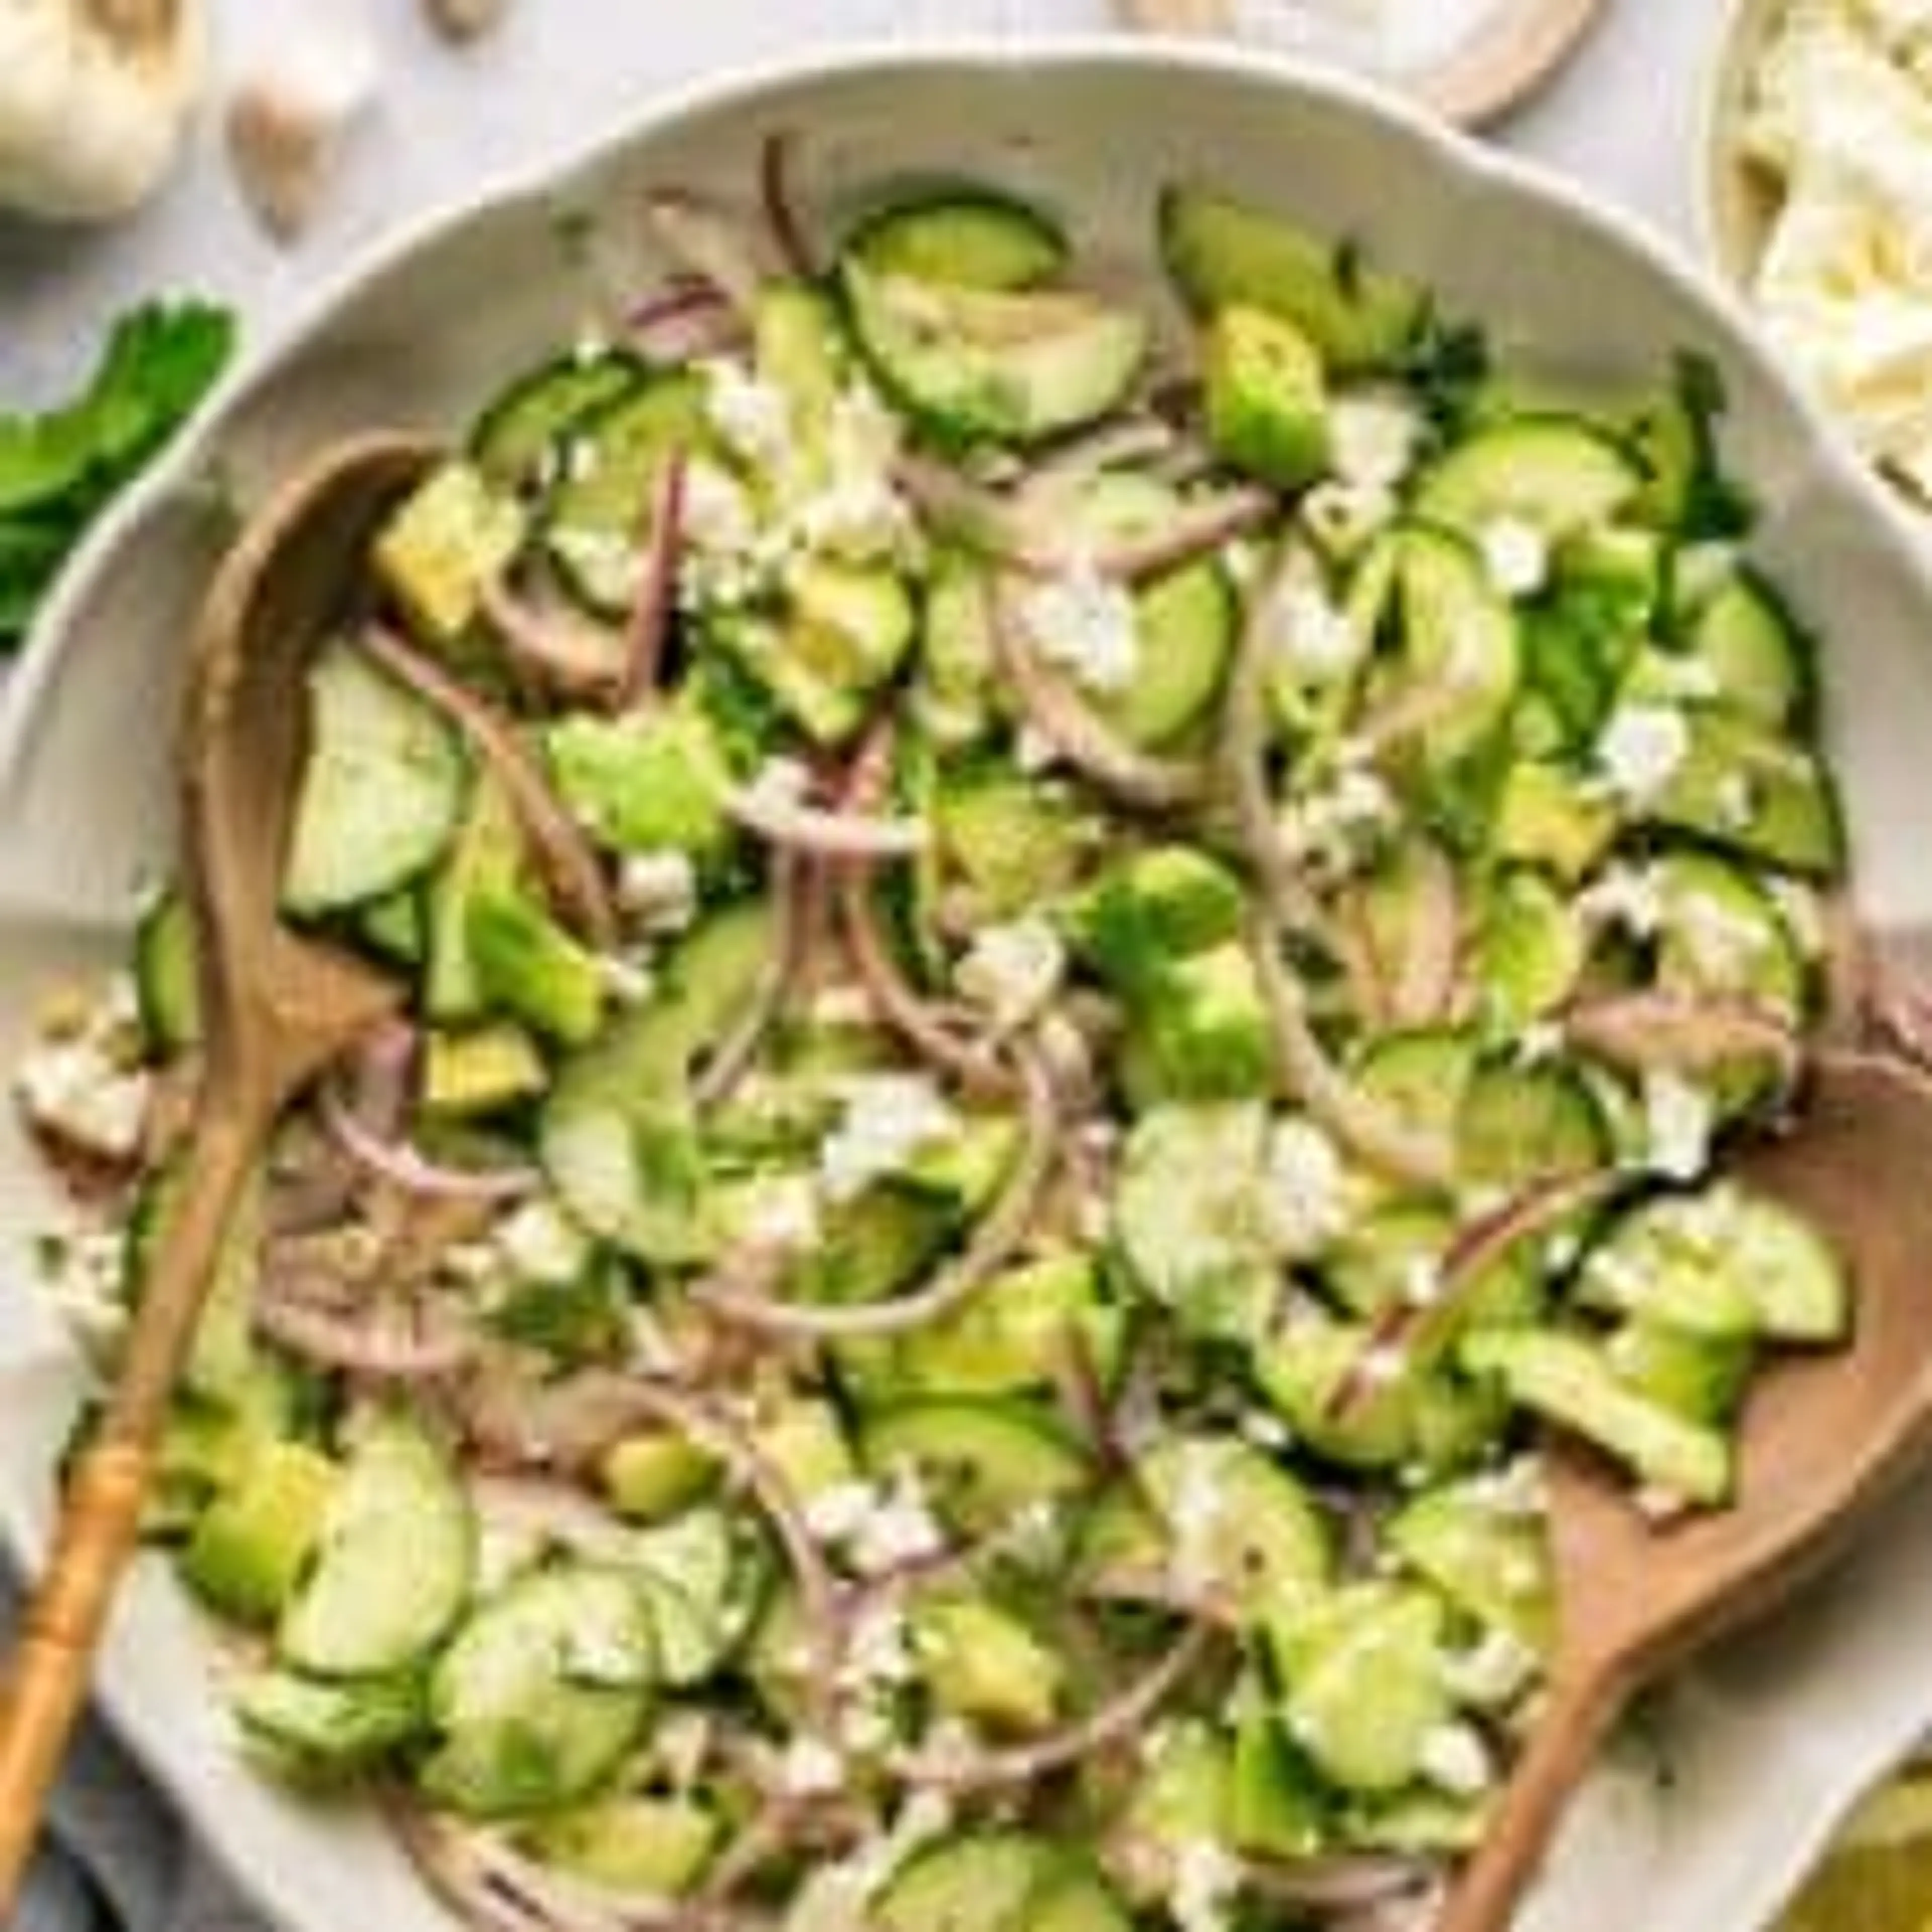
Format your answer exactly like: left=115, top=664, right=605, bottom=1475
left=1401, top=1253, right=1444, bottom=1308
left=741, top=1173, right=823, bottom=1251
left=1300, top=476, right=1397, bottom=558
left=1478, top=516, right=1551, bottom=599
left=954, top=915, right=1066, bottom=1034
left=1595, top=703, right=1691, bottom=808
left=1418, top=1721, right=1496, bottom=1798
left=704, top=358, right=791, bottom=468
left=1169, top=1835, right=1243, bottom=1932
left=791, top=387, right=919, bottom=565
left=804, top=1472, right=944, bottom=1577
left=1279, top=764, right=1395, bottom=877
left=840, top=1601, right=917, bottom=1696
left=495, top=1197, right=592, bottom=1283
left=776, top=1735, right=846, bottom=1798
left=1329, top=389, right=1422, bottom=489
left=748, top=755, right=813, bottom=811
left=1769, top=875, right=1828, bottom=955
left=1465, top=1457, right=1547, bottom=1519
left=1643, top=1071, right=1716, bottom=1182
left=1440, top=1628, right=1540, bottom=1707
left=1169, top=1441, right=1230, bottom=1595
left=1019, top=562, right=1141, bottom=695
left=1267, top=549, right=1363, bottom=684
left=1671, top=886, right=1770, bottom=982
left=616, top=850, right=698, bottom=935
left=680, top=457, right=757, bottom=555
left=1580, top=862, right=1665, bottom=938
left=820, top=1072, right=958, bottom=1203
left=598, top=951, right=655, bottom=1004
left=1262, top=1117, right=1351, bottom=1258
left=1013, top=723, right=1062, bottom=775
left=36, top=1225, right=127, bottom=1354
left=17, top=1034, right=150, bottom=1162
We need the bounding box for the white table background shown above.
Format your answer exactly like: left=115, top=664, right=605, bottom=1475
left=2, top=1, right=1728, bottom=407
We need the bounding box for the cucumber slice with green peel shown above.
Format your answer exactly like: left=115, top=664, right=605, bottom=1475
left=1413, top=418, right=1643, bottom=539
left=425, top=768, right=523, bottom=1023
left=234, top=1669, right=427, bottom=1781
left=1378, top=524, right=1521, bottom=766
left=912, top=1595, right=1065, bottom=1733
left=840, top=260, right=1149, bottom=449
left=1458, top=1059, right=1610, bottom=1190
left=1203, top=303, right=1332, bottom=490
left=918, top=549, right=1001, bottom=743
left=279, top=1413, right=475, bottom=1677
left=1352, top=1027, right=1479, bottom=1153
left=421, top=1561, right=657, bottom=1819
left=1265, top=1582, right=1455, bottom=1795
left=467, top=882, right=607, bottom=1048
left=1625, top=352, right=1753, bottom=540
left=1673, top=568, right=1814, bottom=729
left=1113, top=1102, right=1278, bottom=1339
left=1321, top=1199, right=1458, bottom=1321
left=470, top=348, right=647, bottom=492
left=1385, top=1474, right=1555, bottom=1656
left=1607, top=1319, right=1756, bottom=1426
left=933, top=767, right=1099, bottom=921
left=872, top=1831, right=1058, bottom=1932
left=1231, top=1709, right=1330, bottom=1859
left=1645, top=708, right=1844, bottom=876
left=1472, top=867, right=1587, bottom=1031
left=845, top=188, right=1069, bottom=291
left=543, top=370, right=706, bottom=615
left=521, top=1794, right=721, bottom=1898
left=1491, top=759, right=1619, bottom=881
left=133, top=889, right=198, bottom=1054
left=1648, top=849, right=1807, bottom=1020
left=859, top=1397, right=1092, bottom=1532
left=626, top=1505, right=758, bottom=1686
left=1077, top=1433, right=1331, bottom=1613
left=281, top=644, right=468, bottom=919
left=1460, top=1329, right=1734, bottom=1506
left=180, top=1441, right=337, bottom=1627
left=1025, top=1870, right=1136, bottom=1932
left=1577, top=1183, right=1851, bottom=1344
left=540, top=901, right=775, bottom=1260
left=1160, top=184, right=1429, bottom=372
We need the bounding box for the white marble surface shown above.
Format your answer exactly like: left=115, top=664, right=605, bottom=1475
left=1, top=1, right=1732, bottom=406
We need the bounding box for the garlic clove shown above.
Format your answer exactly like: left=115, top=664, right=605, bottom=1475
left=423, top=0, right=511, bottom=45
left=0, top=0, right=207, bottom=223
left=223, top=11, right=379, bottom=244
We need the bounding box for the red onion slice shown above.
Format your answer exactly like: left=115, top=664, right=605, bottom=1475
left=720, top=773, right=929, bottom=860
left=989, top=578, right=1208, bottom=811
left=891, top=1621, right=1213, bottom=1794
left=692, top=851, right=815, bottom=1111
left=643, top=190, right=766, bottom=316
left=1385, top=843, right=1463, bottom=1028
left=623, top=447, right=687, bottom=708
left=361, top=626, right=617, bottom=948
left=256, top=1283, right=473, bottom=1382
left=1563, top=992, right=1801, bottom=1085
left=758, top=130, right=816, bottom=281
left=319, top=1083, right=540, bottom=1202
left=627, top=280, right=746, bottom=365
left=481, top=579, right=628, bottom=710
left=1247, top=911, right=1456, bottom=1187
left=693, top=1040, right=1059, bottom=1340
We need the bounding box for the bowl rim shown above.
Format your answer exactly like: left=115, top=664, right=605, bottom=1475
left=10, top=32, right=1929, bottom=1932
left=1692, top=0, right=1786, bottom=290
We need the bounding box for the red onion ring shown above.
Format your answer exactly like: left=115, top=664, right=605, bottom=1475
left=643, top=191, right=766, bottom=316
left=720, top=775, right=929, bottom=860
left=1023, top=416, right=1179, bottom=496
left=692, top=851, right=815, bottom=1111
left=890, top=1621, right=1213, bottom=1794
left=1386, top=843, right=1463, bottom=1028
left=1247, top=911, right=1456, bottom=1187
left=627, top=280, right=747, bottom=365
left=758, top=131, right=816, bottom=281
left=1563, top=991, right=1801, bottom=1084
left=989, top=577, right=1208, bottom=811
left=622, top=447, right=686, bottom=708
left=256, top=1281, right=474, bottom=1382
left=481, top=579, right=627, bottom=709
left=319, top=1082, right=539, bottom=1203
left=1244, top=1854, right=1442, bottom=1915
left=361, top=626, right=617, bottom=948
left=693, top=1039, right=1059, bottom=1340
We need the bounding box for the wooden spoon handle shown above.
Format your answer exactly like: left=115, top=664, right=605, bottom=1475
left=0, top=1103, right=262, bottom=1914
left=1434, top=1666, right=1625, bottom=1932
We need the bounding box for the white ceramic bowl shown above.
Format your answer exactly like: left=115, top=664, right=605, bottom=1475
left=9, top=40, right=1932, bottom=1932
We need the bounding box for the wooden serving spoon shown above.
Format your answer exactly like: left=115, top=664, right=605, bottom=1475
left=1440, top=1051, right=1932, bottom=1932
left=0, top=433, right=435, bottom=1909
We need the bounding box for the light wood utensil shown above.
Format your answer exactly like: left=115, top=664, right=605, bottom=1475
left=1440, top=1052, right=1932, bottom=1931
left=1116, top=0, right=1613, bottom=127
left=0, top=434, right=434, bottom=1910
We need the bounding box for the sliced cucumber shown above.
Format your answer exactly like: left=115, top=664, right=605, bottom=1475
left=1646, top=709, right=1844, bottom=876
left=279, top=1412, right=475, bottom=1677
left=1460, top=1329, right=1733, bottom=1505
left=133, top=889, right=199, bottom=1054
left=1203, top=303, right=1332, bottom=490
left=1159, top=184, right=1428, bottom=372
left=841, top=259, right=1148, bottom=449
left=235, top=1669, right=427, bottom=1782
left=1458, top=1059, right=1609, bottom=1190
left=859, top=1397, right=1092, bottom=1532
left=521, top=1793, right=721, bottom=1898
left=1607, top=1319, right=1756, bottom=1427
left=846, top=187, right=1068, bottom=291
left=1386, top=1473, right=1555, bottom=1655
left=626, top=1505, right=757, bottom=1687
left=872, top=1831, right=1054, bottom=1932
left=425, top=768, right=523, bottom=1023
left=1414, top=418, right=1643, bottom=540
left=281, top=643, right=468, bottom=919
left=1681, top=568, right=1813, bottom=730
left=543, top=371, right=706, bottom=615
left=421, top=1560, right=656, bottom=1818
left=1649, top=848, right=1807, bottom=1022
left=470, top=348, right=647, bottom=493
left=1473, top=867, right=1587, bottom=1031
left=180, top=1440, right=337, bottom=1627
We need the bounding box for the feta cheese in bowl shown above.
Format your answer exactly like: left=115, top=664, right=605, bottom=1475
left=1703, top=0, right=1932, bottom=510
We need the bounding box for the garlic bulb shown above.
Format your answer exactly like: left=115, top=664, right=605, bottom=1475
left=0, top=0, right=206, bottom=222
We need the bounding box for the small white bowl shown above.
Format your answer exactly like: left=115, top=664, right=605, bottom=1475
left=1696, top=0, right=1789, bottom=294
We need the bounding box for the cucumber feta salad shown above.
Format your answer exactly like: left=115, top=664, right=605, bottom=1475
left=19, top=160, right=1860, bottom=1932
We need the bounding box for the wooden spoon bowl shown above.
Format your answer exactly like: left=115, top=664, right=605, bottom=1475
left=1442, top=1052, right=1932, bottom=1931
left=0, top=433, right=437, bottom=1908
